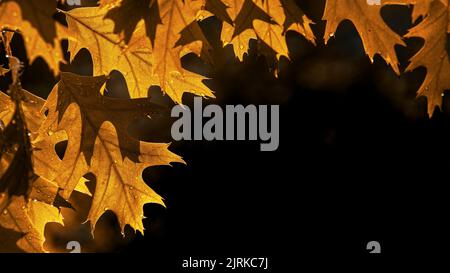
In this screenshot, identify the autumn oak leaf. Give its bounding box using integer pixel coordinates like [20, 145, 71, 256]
[0, 195, 63, 253]
[152, 0, 214, 103]
[39, 72, 184, 234]
[323, 0, 406, 75]
[404, 0, 450, 116]
[65, 3, 213, 104]
[0, 0, 67, 74]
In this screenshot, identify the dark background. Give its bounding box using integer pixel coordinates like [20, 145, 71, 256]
[1, 0, 449, 270]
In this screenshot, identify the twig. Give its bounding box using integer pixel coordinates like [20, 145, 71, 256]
[0, 27, 34, 190]
[1, 28, 23, 87]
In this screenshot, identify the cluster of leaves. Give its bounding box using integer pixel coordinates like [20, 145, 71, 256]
[0, 0, 449, 252]
[324, 0, 450, 116]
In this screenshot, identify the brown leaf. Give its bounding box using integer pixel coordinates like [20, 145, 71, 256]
[404, 0, 450, 116]
[323, 0, 406, 74]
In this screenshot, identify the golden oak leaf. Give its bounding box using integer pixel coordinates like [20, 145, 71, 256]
[323, 0, 406, 75]
[66, 2, 213, 104]
[0, 195, 63, 253]
[89, 121, 180, 233]
[253, 0, 315, 59]
[32, 131, 67, 185]
[40, 72, 184, 234]
[218, 0, 314, 62]
[32, 132, 93, 202]
[404, 0, 450, 116]
[104, 0, 213, 63]
[152, 0, 214, 103]
[220, 0, 271, 61]
[0, 0, 66, 74]
[65, 6, 154, 99]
